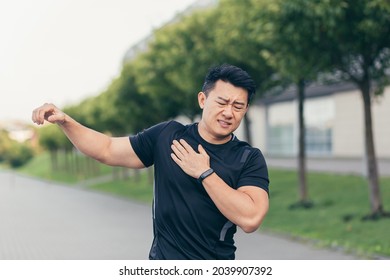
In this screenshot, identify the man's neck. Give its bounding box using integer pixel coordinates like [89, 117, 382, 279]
[197, 121, 232, 145]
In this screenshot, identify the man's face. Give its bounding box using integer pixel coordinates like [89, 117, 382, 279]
[198, 80, 248, 144]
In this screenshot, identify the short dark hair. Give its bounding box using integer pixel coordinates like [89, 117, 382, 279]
[202, 64, 256, 104]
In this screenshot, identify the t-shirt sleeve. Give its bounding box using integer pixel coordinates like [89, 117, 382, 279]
[129, 121, 170, 167]
[237, 148, 269, 194]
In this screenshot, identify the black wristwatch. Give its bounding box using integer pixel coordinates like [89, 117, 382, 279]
[198, 168, 214, 183]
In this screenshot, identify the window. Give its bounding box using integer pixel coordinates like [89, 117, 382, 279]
[266, 96, 334, 156]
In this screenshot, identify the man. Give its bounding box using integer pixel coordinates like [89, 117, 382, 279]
[32, 64, 269, 260]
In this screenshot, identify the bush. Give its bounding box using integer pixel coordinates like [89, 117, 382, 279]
[4, 142, 34, 168]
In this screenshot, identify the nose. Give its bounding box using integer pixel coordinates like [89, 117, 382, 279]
[222, 104, 234, 118]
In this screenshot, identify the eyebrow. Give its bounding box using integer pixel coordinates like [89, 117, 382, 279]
[217, 96, 246, 106]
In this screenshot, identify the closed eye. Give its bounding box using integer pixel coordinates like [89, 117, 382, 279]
[216, 101, 228, 106]
[216, 101, 245, 112]
[215, 97, 247, 112]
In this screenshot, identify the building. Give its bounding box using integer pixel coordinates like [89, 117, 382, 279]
[0, 120, 35, 143]
[234, 82, 390, 161]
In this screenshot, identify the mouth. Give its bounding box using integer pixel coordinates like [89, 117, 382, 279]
[218, 120, 232, 128]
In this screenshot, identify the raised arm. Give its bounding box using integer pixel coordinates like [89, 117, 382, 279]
[32, 103, 145, 169]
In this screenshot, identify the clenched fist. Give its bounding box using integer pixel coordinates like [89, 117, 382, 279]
[32, 103, 67, 125]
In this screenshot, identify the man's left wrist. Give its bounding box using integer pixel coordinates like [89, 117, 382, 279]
[198, 168, 214, 183]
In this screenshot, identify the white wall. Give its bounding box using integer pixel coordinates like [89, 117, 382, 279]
[372, 88, 390, 157]
[250, 85, 390, 159]
[333, 90, 364, 157]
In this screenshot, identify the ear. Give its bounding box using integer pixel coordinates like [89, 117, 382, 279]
[198, 92, 207, 109]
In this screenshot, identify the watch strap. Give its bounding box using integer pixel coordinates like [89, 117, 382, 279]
[198, 168, 214, 183]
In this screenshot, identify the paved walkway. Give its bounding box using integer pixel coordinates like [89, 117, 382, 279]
[0, 170, 362, 260]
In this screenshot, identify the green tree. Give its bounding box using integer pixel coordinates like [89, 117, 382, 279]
[151, 8, 225, 121]
[5, 142, 34, 168]
[131, 9, 220, 123]
[215, 0, 281, 145]
[132, 28, 190, 122]
[38, 125, 70, 171]
[247, 0, 334, 207]
[113, 62, 164, 133]
[0, 129, 34, 167]
[312, 0, 390, 218]
[0, 129, 12, 163]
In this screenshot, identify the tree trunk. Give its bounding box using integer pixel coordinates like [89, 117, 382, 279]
[243, 113, 252, 145]
[297, 78, 308, 203]
[50, 150, 58, 172]
[360, 81, 384, 217]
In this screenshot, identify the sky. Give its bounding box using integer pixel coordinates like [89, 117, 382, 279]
[0, 0, 197, 123]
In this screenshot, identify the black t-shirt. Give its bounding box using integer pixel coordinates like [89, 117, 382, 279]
[130, 121, 269, 259]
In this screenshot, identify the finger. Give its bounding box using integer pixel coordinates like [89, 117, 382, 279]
[47, 112, 65, 124]
[32, 106, 41, 124]
[198, 144, 206, 155]
[179, 139, 195, 153]
[172, 140, 188, 155]
[31, 108, 38, 124]
[198, 145, 210, 162]
[32, 106, 48, 125]
[171, 142, 185, 159]
[170, 152, 180, 163]
[40, 108, 53, 124]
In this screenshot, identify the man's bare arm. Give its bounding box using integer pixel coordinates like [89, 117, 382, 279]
[32, 103, 144, 169]
[202, 178, 269, 233]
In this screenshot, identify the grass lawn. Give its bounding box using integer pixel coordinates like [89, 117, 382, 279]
[263, 169, 390, 259]
[14, 152, 390, 259]
[17, 151, 113, 184]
